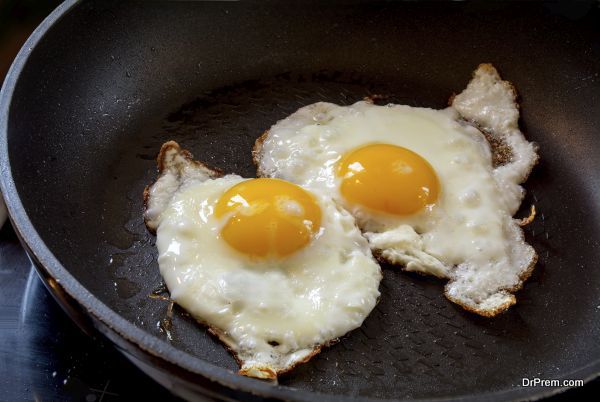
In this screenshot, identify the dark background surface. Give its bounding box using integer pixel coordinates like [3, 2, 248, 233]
[0, 1, 599, 401]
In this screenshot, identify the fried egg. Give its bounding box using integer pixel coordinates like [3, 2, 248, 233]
[144, 142, 381, 379]
[254, 64, 538, 316]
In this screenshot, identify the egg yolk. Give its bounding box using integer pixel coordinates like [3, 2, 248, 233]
[337, 144, 439, 215]
[215, 178, 322, 259]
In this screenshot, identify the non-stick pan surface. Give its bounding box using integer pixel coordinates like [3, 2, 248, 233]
[1, 1, 599, 400]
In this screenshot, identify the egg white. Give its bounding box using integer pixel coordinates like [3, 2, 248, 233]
[155, 175, 382, 377]
[258, 101, 511, 264]
[256, 92, 537, 315]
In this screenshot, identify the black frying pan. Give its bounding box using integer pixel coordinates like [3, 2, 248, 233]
[1, 1, 599, 400]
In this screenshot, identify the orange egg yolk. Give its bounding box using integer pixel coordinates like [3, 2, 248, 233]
[337, 144, 439, 215]
[215, 178, 322, 259]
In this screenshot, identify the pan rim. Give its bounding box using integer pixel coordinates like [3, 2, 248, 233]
[0, 1, 598, 401]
